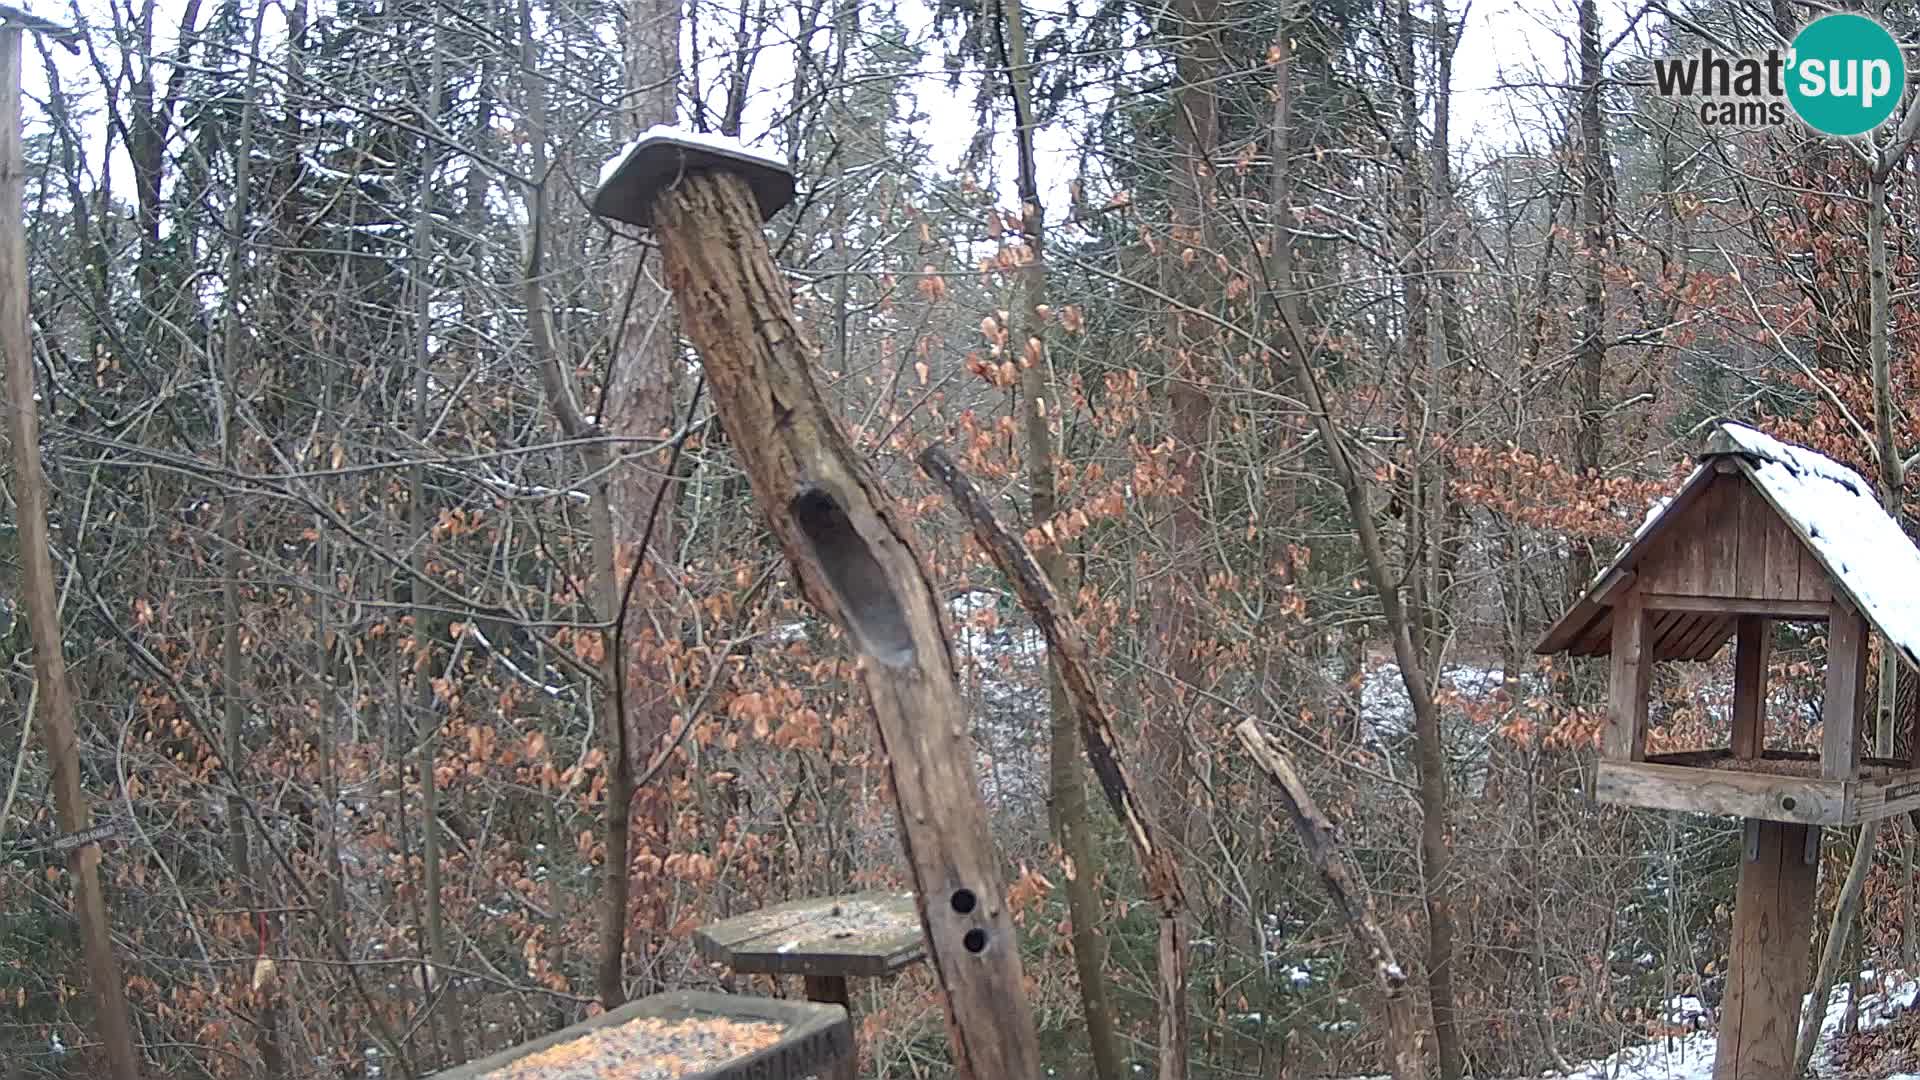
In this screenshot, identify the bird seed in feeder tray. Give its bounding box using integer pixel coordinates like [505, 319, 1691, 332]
[431, 991, 851, 1080]
[482, 1016, 782, 1080]
[695, 891, 926, 980]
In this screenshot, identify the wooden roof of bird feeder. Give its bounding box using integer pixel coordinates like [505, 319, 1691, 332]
[1537, 421, 1920, 826]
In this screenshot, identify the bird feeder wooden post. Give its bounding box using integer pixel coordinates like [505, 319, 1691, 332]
[1539, 422, 1920, 1080]
[592, 132, 1042, 1079]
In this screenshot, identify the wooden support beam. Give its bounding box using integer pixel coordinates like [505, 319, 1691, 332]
[599, 145, 1040, 1078]
[1733, 616, 1769, 760]
[802, 976, 856, 1080]
[1607, 589, 1651, 761]
[1825, 602, 1868, 780]
[1715, 820, 1818, 1080]
[1642, 594, 1831, 619]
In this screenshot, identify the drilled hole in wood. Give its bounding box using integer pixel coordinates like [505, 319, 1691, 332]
[950, 889, 977, 915]
[962, 928, 988, 954]
[791, 486, 914, 666]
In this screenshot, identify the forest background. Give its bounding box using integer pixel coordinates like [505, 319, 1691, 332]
[0, 0, 1913, 1075]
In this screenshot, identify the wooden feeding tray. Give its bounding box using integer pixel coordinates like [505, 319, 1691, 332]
[1595, 749, 1920, 825]
[694, 891, 925, 981]
[430, 990, 851, 1080]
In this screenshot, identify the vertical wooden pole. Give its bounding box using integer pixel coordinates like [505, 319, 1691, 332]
[1824, 602, 1866, 779]
[1715, 821, 1817, 1080]
[802, 975, 856, 1080]
[0, 26, 143, 1080]
[1606, 590, 1649, 761]
[1732, 616, 1769, 760]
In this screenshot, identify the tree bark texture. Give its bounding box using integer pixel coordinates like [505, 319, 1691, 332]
[608, 0, 682, 991]
[649, 169, 1041, 1080]
[997, 0, 1125, 1072]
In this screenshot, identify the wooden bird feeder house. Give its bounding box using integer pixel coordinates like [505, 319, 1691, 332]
[1538, 420, 1920, 1079]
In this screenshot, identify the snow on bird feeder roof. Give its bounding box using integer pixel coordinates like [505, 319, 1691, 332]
[592, 125, 795, 229]
[1537, 420, 1920, 672]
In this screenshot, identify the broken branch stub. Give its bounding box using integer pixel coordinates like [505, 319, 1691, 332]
[593, 138, 1041, 1079]
[917, 444, 1192, 1080]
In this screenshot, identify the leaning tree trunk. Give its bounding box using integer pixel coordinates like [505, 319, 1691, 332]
[0, 23, 144, 1080]
[635, 163, 1042, 1079]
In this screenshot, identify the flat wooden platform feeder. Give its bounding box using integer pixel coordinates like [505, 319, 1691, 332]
[430, 990, 850, 1080]
[694, 891, 925, 981]
[1599, 749, 1920, 826]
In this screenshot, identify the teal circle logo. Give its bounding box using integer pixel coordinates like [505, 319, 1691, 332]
[1787, 14, 1906, 136]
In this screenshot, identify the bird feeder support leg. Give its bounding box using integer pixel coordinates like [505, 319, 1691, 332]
[1715, 820, 1817, 1080]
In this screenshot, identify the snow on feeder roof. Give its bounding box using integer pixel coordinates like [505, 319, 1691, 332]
[593, 125, 794, 228]
[1537, 421, 1920, 673]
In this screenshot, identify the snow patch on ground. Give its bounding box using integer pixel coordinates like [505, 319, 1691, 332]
[1533, 971, 1919, 1079]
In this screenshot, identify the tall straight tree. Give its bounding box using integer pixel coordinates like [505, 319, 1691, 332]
[994, 0, 1124, 1076]
[606, 0, 684, 1001]
[1570, 0, 1612, 596]
[1388, 0, 1462, 1072]
[0, 19, 143, 1080]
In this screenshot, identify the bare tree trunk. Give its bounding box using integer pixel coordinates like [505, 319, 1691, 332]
[1152, 0, 1222, 862]
[996, 1, 1124, 1076]
[1570, 0, 1612, 597]
[608, 0, 682, 999]
[217, 6, 284, 1072]
[1383, 4, 1462, 1070]
[409, 20, 465, 1065]
[520, 0, 636, 1010]
[1263, 242, 1451, 1080]
[0, 25, 144, 1080]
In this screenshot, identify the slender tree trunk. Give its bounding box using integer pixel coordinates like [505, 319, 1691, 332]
[1150, 0, 1223, 1071]
[0, 25, 144, 1080]
[1389, 0, 1462, 1073]
[217, 6, 284, 1072]
[1570, 0, 1612, 598]
[521, 0, 634, 1008]
[409, 21, 464, 1065]
[998, 2, 1123, 1076]
[1263, 257, 1454, 1080]
[603, 0, 683, 1000]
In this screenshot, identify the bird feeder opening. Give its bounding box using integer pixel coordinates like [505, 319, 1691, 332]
[1538, 422, 1920, 826]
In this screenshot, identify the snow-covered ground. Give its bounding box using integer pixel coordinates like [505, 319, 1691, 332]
[1537, 972, 1919, 1080]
